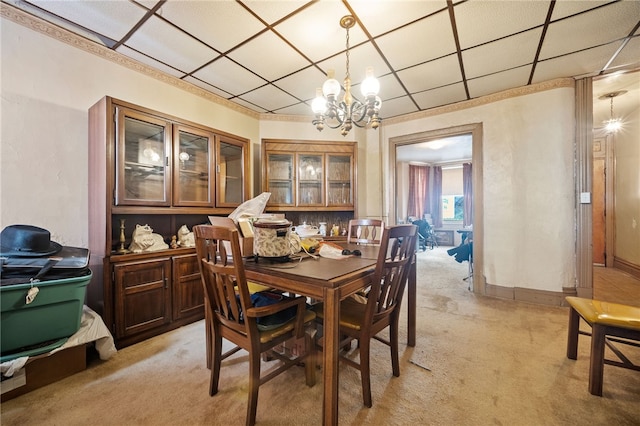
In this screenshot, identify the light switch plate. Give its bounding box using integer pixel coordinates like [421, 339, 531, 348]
[580, 192, 591, 204]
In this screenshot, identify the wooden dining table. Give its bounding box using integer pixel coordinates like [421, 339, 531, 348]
[243, 243, 417, 425]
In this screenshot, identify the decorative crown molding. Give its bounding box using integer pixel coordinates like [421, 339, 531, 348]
[382, 78, 575, 126]
[1, 2, 260, 120]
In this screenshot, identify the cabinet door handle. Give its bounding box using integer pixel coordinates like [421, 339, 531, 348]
[166, 156, 170, 167]
[164, 277, 168, 289]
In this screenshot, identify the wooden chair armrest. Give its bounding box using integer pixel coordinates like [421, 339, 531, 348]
[245, 296, 307, 338]
[245, 296, 306, 318]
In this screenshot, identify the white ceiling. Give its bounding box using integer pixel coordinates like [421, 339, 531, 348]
[4, 0, 639, 125]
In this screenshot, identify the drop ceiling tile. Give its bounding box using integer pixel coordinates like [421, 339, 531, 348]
[227, 31, 310, 82]
[125, 15, 217, 73]
[275, 102, 314, 116]
[467, 66, 531, 99]
[316, 42, 390, 88]
[412, 83, 468, 110]
[242, 0, 310, 25]
[379, 95, 419, 119]
[239, 84, 300, 112]
[375, 11, 456, 70]
[349, 0, 447, 37]
[551, 0, 610, 19]
[231, 97, 268, 113]
[365, 73, 408, 103]
[540, 2, 640, 59]
[608, 36, 640, 70]
[193, 57, 266, 95]
[274, 1, 362, 63]
[396, 55, 463, 93]
[454, 0, 549, 49]
[183, 76, 234, 99]
[462, 28, 542, 79]
[158, 1, 266, 53]
[116, 45, 187, 77]
[27, 0, 145, 42]
[533, 43, 620, 83]
[275, 66, 330, 103]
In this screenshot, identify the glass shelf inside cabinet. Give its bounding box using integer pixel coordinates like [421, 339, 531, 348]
[122, 116, 168, 204]
[327, 155, 352, 205]
[328, 182, 351, 205]
[299, 181, 322, 205]
[177, 129, 210, 205]
[267, 153, 293, 205]
[218, 140, 244, 205]
[298, 154, 323, 205]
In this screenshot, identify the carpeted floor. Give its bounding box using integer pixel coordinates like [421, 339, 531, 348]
[2, 247, 639, 425]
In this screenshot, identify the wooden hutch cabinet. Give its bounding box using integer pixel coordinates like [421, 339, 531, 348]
[261, 139, 357, 231]
[88, 96, 250, 348]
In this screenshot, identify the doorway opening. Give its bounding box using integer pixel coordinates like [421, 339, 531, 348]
[389, 123, 483, 293]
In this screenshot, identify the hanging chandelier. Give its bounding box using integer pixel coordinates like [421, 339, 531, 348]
[599, 90, 626, 133]
[311, 15, 381, 136]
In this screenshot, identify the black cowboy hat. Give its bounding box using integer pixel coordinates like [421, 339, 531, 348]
[0, 224, 63, 257]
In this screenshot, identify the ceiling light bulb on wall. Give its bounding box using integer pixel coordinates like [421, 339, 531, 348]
[599, 90, 626, 134]
[311, 15, 381, 136]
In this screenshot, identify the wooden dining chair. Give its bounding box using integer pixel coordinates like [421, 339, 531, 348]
[314, 224, 418, 407]
[193, 224, 316, 426]
[347, 218, 384, 245]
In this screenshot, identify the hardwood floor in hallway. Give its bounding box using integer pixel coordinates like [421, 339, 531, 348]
[593, 265, 640, 307]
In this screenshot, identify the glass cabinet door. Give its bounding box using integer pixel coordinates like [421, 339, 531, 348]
[266, 153, 294, 206]
[173, 125, 213, 207]
[116, 108, 171, 206]
[297, 154, 324, 206]
[327, 154, 353, 207]
[216, 136, 247, 207]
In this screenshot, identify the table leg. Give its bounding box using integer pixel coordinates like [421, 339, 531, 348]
[323, 287, 340, 426]
[407, 255, 416, 347]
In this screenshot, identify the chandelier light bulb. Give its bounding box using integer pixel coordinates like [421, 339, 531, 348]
[604, 118, 622, 133]
[312, 88, 327, 114]
[322, 69, 341, 98]
[360, 67, 380, 97]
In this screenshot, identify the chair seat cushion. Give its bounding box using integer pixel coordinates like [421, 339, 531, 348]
[314, 297, 367, 331]
[566, 297, 640, 331]
[259, 310, 316, 343]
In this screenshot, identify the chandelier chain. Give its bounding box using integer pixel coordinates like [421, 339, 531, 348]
[610, 96, 614, 118]
[345, 25, 350, 81]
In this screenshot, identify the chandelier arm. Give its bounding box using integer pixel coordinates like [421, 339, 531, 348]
[349, 101, 368, 125]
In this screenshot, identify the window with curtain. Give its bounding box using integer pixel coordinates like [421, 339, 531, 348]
[407, 164, 430, 220]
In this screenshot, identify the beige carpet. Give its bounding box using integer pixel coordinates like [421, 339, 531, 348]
[2, 247, 639, 425]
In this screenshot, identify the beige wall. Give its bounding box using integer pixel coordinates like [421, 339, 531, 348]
[613, 102, 640, 265]
[376, 85, 577, 294]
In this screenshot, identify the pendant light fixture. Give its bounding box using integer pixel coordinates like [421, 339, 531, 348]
[599, 90, 626, 133]
[311, 15, 381, 136]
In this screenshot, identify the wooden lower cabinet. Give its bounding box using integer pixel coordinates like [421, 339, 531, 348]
[172, 254, 205, 321]
[110, 252, 204, 348]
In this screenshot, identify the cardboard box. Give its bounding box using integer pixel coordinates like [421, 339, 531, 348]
[208, 216, 254, 257]
[1, 344, 87, 402]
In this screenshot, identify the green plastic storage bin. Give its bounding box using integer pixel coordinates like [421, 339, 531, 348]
[1, 270, 92, 356]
